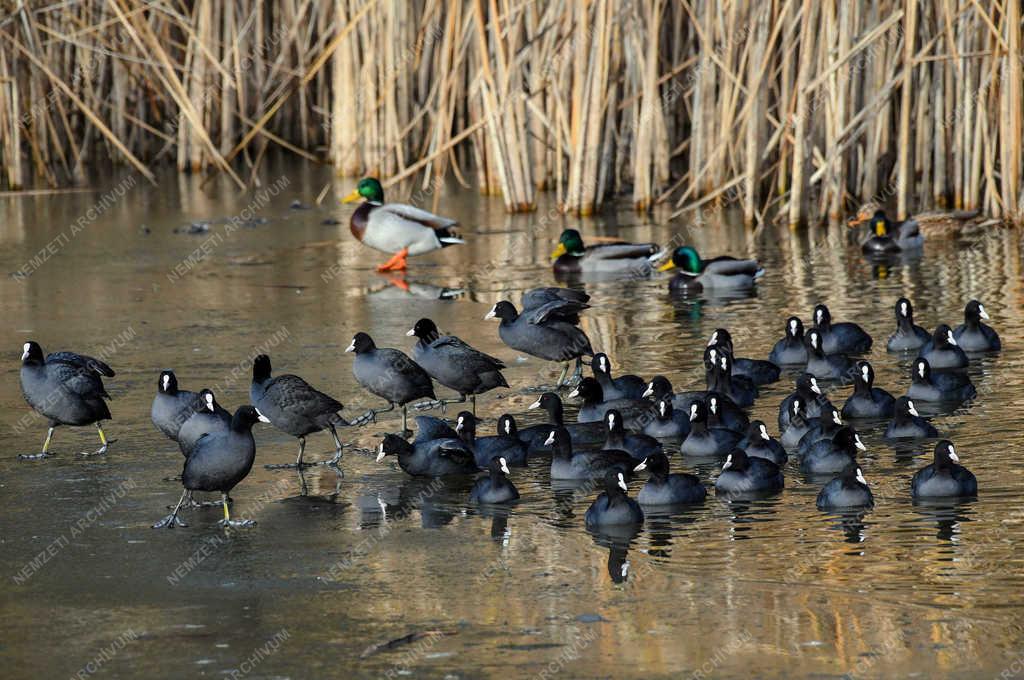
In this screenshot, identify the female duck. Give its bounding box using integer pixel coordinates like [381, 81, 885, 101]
[911, 440, 977, 498]
[887, 297, 930, 351]
[917, 325, 968, 370]
[884, 397, 938, 440]
[551, 229, 662, 277]
[633, 453, 706, 505]
[342, 177, 463, 271]
[816, 464, 874, 509]
[841, 361, 895, 419]
[715, 449, 784, 495]
[953, 300, 1001, 351]
[585, 470, 645, 527]
[658, 246, 763, 292]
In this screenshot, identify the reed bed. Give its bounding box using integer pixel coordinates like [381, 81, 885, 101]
[1, 0, 1022, 224]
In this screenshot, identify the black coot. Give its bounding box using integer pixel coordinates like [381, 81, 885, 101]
[153, 405, 268, 528]
[408, 318, 507, 412]
[347, 332, 435, 434]
[251, 354, 348, 468]
[19, 341, 114, 459]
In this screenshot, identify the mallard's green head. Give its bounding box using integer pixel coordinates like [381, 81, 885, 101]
[551, 229, 585, 260]
[342, 177, 384, 204]
[660, 246, 702, 275]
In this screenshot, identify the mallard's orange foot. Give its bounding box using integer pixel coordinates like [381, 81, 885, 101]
[376, 248, 409, 272]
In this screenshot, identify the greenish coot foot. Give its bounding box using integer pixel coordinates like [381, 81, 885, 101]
[351, 410, 378, 426]
[219, 518, 256, 528]
[162, 475, 182, 482]
[152, 513, 188, 529]
[318, 453, 345, 474]
[18, 451, 52, 460]
[414, 397, 466, 413]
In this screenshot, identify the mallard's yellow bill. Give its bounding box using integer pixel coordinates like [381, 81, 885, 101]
[874, 220, 887, 236]
[550, 243, 567, 260]
[341, 189, 361, 204]
[657, 261, 676, 272]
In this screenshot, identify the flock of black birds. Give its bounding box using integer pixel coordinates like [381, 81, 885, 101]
[17, 267, 1001, 532]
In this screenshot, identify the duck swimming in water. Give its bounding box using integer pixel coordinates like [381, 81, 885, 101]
[550, 229, 662, 277]
[658, 246, 763, 293]
[849, 209, 923, 254]
[342, 177, 464, 272]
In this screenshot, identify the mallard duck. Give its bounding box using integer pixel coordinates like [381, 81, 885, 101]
[550, 229, 662, 277]
[848, 209, 923, 254]
[341, 177, 463, 271]
[658, 246, 763, 292]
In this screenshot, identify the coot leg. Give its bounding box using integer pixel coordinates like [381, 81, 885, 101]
[414, 394, 467, 414]
[18, 426, 55, 460]
[81, 424, 113, 457]
[570, 357, 584, 385]
[218, 493, 256, 528]
[153, 489, 190, 528]
[352, 402, 395, 426]
[322, 425, 345, 473]
[555, 363, 569, 387]
[265, 437, 315, 469]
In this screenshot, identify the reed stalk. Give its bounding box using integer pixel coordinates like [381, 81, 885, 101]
[0, 0, 1021, 224]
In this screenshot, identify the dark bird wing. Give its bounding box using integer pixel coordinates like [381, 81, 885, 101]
[522, 300, 590, 325]
[48, 361, 110, 399]
[584, 242, 660, 260]
[415, 416, 460, 442]
[377, 348, 436, 395]
[435, 438, 476, 467]
[522, 287, 590, 309]
[544, 321, 594, 359]
[47, 351, 116, 377]
[430, 335, 506, 370]
[266, 375, 345, 419]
